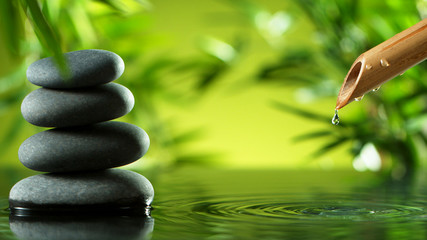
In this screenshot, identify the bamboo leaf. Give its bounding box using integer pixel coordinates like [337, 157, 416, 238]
[272, 101, 352, 127]
[272, 101, 331, 123]
[257, 49, 323, 84]
[293, 130, 333, 142]
[312, 137, 348, 157]
[134, 0, 152, 8]
[20, 0, 68, 75]
[0, 1, 23, 54]
[171, 129, 204, 145]
[198, 36, 237, 63]
[197, 64, 226, 90]
[94, 0, 124, 12]
[174, 154, 220, 166]
[67, 0, 97, 47]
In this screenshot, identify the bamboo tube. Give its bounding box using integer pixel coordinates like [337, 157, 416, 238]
[336, 18, 427, 110]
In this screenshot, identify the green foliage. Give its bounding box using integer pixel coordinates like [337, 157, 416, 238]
[0, 0, 212, 169]
[1, 0, 426, 175]
[0, 0, 239, 169]
[249, 0, 427, 177]
[20, 0, 64, 66]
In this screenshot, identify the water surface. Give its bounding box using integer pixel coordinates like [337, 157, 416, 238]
[2, 168, 427, 239]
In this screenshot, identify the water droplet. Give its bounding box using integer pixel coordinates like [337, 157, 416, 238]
[332, 110, 339, 125]
[372, 86, 381, 92]
[365, 64, 372, 70]
[380, 59, 390, 67]
[354, 95, 364, 101]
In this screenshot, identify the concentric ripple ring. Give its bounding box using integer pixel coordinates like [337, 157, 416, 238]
[184, 194, 426, 222]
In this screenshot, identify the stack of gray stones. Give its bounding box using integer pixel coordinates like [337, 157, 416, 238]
[9, 49, 154, 215]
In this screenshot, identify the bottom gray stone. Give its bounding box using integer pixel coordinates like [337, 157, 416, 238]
[9, 169, 154, 215]
[10, 215, 154, 240]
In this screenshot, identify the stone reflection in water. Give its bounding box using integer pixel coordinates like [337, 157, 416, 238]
[9, 215, 154, 240]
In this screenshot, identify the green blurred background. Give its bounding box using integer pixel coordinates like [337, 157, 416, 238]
[0, 0, 426, 178]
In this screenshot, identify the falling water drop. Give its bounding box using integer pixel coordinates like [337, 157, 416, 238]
[380, 59, 390, 67]
[365, 64, 372, 70]
[372, 86, 381, 92]
[354, 95, 364, 101]
[332, 110, 339, 125]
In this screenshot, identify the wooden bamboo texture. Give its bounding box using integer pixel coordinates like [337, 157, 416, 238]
[336, 18, 427, 110]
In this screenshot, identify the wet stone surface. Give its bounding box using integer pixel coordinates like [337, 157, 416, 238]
[9, 169, 154, 214]
[21, 83, 134, 128]
[11, 49, 154, 217]
[26, 49, 125, 89]
[18, 121, 150, 172]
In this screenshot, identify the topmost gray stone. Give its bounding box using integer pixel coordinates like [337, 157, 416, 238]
[26, 49, 125, 89]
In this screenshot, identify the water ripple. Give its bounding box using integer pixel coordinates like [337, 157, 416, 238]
[156, 193, 427, 223]
[194, 201, 424, 221]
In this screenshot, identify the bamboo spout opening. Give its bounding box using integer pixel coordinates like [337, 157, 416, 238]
[335, 18, 427, 110]
[336, 61, 362, 109]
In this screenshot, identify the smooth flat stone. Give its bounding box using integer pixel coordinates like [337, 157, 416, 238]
[9, 169, 154, 214]
[18, 121, 149, 172]
[21, 83, 134, 127]
[26, 49, 125, 89]
[10, 215, 154, 240]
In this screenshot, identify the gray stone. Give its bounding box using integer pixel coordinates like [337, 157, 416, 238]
[9, 169, 154, 213]
[10, 215, 154, 240]
[21, 83, 134, 127]
[18, 121, 149, 172]
[26, 49, 125, 89]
